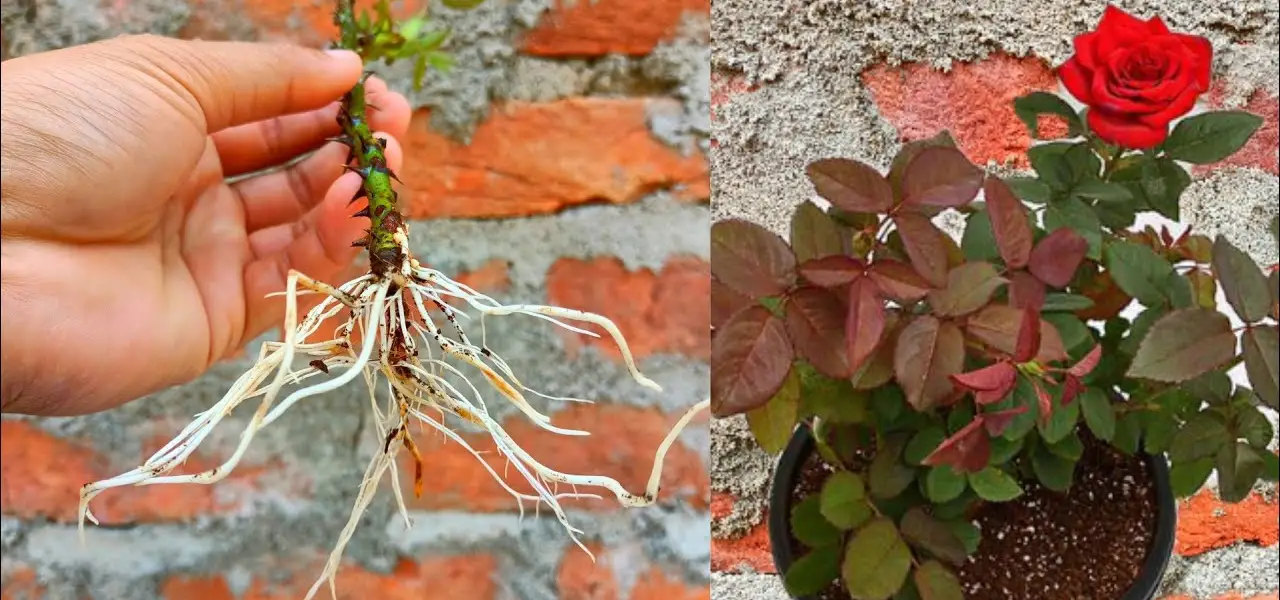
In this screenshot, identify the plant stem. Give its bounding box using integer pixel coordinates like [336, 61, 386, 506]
[335, 0, 406, 277]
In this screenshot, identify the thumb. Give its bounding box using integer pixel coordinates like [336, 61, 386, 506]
[112, 34, 364, 134]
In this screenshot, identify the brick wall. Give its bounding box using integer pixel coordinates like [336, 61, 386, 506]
[0, 1, 711, 599]
[709, 1, 1278, 599]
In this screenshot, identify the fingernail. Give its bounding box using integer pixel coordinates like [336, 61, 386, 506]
[324, 49, 359, 61]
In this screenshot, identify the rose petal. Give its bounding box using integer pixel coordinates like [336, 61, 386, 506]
[1058, 57, 1095, 104]
[1073, 32, 1101, 70]
[1147, 15, 1172, 35]
[1095, 6, 1154, 59]
[1088, 109, 1169, 149]
[1137, 84, 1201, 130]
[1175, 33, 1214, 89]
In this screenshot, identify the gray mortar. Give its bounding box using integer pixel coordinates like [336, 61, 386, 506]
[712, 571, 789, 600]
[1182, 168, 1280, 266]
[709, 415, 774, 540]
[1159, 543, 1280, 598]
[1, 0, 190, 59]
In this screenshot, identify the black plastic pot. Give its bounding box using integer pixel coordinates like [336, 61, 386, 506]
[768, 424, 1177, 600]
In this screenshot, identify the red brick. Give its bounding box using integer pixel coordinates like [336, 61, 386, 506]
[710, 492, 734, 520]
[521, 0, 708, 57]
[710, 518, 773, 574]
[400, 99, 709, 219]
[862, 54, 1068, 167]
[0, 566, 44, 600]
[632, 568, 710, 600]
[1175, 488, 1280, 557]
[402, 404, 709, 512]
[0, 420, 283, 524]
[546, 257, 710, 362]
[557, 543, 618, 600]
[1162, 594, 1280, 600]
[1201, 89, 1279, 175]
[161, 575, 235, 600]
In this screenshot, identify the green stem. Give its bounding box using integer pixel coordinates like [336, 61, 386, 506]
[335, 0, 405, 276]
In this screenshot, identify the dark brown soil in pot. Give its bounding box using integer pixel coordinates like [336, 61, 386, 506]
[785, 430, 1159, 600]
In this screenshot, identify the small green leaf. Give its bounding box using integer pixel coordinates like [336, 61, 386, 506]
[1163, 111, 1265, 164]
[821, 471, 873, 530]
[1042, 293, 1095, 312]
[1073, 179, 1134, 203]
[944, 519, 981, 555]
[869, 437, 920, 499]
[1079, 388, 1116, 442]
[1169, 412, 1231, 463]
[785, 546, 843, 597]
[1169, 457, 1216, 497]
[988, 436, 1023, 464]
[441, 0, 487, 9]
[1014, 92, 1085, 138]
[1213, 236, 1272, 323]
[843, 518, 913, 600]
[1262, 451, 1280, 483]
[1043, 313, 1093, 358]
[1111, 156, 1190, 220]
[1142, 412, 1179, 455]
[905, 426, 947, 466]
[1106, 240, 1176, 307]
[1216, 442, 1266, 503]
[1120, 307, 1167, 356]
[924, 466, 968, 503]
[1005, 177, 1054, 204]
[900, 507, 968, 566]
[747, 367, 801, 454]
[1242, 326, 1279, 410]
[1128, 309, 1237, 383]
[1031, 445, 1076, 492]
[1038, 391, 1080, 444]
[1047, 431, 1084, 461]
[792, 201, 849, 262]
[1113, 412, 1142, 454]
[961, 210, 1000, 262]
[913, 560, 964, 600]
[967, 467, 1023, 502]
[792, 495, 842, 548]
[1234, 405, 1276, 449]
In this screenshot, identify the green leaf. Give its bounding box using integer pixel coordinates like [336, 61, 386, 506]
[785, 546, 843, 597]
[1045, 198, 1103, 260]
[944, 519, 981, 555]
[441, 0, 486, 9]
[1216, 442, 1266, 503]
[1001, 376, 1041, 442]
[961, 210, 1000, 262]
[1234, 405, 1276, 449]
[792, 201, 848, 262]
[1043, 313, 1094, 358]
[913, 560, 964, 600]
[1120, 307, 1167, 356]
[1169, 412, 1231, 463]
[900, 507, 968, 566]
[1042, 293, 1095, 312]
[1073, 179, 1134, 203]
[1214, 236, 1273, 323]
[928, 262, 1007, 317]
[1163, 111, 1265, 164]
[801, 365, 870, 423]
[1079, 388, 1116, 442]
[843, 518, 913, 600]
[1047, 431, 1084, 461]
[1038, 391, 1080, 444]
[924, 466, 967, 503]
[1142, 412, 1179, 455]
[1005, 177, 1054, 204]
[1014, 92, 1085, 139]
[792, 495, 842, 548]
[1128, 309, 1237, 383]
[1111, 156, 1191, 220]
[905, 426, 947, 466]
[747, 367, 801, 454]
[967, 467, 1023, 502]
[821, 471, 873, 530]
[1184, 370, 1235, 406]
[988, 436, 1023, 464]
[1262, 451, 1280, 483]
[1169, 457, 1216, 497]
[1113, 412, 1142, 454]
[1242, 326, 1279, 410]
[869, 436, 920, 499]
[1106, 240, 1176, 307]
[932, 492, 978, 521]
[1031, 444, 1076, 492]
[786, 551, 846, 599]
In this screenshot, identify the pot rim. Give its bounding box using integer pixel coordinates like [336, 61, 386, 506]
[767, 423, 1177, 600]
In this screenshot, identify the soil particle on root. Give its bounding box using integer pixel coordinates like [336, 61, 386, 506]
[787, 429, 1157, 600]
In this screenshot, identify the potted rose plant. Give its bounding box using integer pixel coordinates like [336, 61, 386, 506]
[710, 6, 1279, 600]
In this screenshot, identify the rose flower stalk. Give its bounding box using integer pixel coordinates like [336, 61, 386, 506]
[74, 2, 709, 597]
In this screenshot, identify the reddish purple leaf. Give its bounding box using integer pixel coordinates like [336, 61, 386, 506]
[1014, 306, 1042, 364]
[928, 262, 1007, 318]
[981, 405, 1029, 436]
[711, 219, 797, 299]
[847, 277, 888, 376]
[951, 361, 1018, 405]
[1033, 380, 1054, 423]
[965, 305, 1069, 364]
[799, 255, 865, 288]
[1062, 375, 1084, 405]
[711, 306, 795, 417]
[785, 287, 851, 378]
[922, 418, 991, 474]
[1008, 270, 1047, 311]
[894, 316, 966, 411]
[1029, 228, 1089, 288]
[902, 146, 984, 208]
[868, 260, 933, 304]
[712, 278, 753, 330]
[894, 212, 950, 288]
[806, 158, 894, 213]
[984, 178, 1034, 270]
[1070, 344, 1103, 378]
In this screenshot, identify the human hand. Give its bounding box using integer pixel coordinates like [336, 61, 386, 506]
[0, 35, 412, 416]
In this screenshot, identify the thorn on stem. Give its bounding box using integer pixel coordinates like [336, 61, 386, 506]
[352, 206, 371, 219]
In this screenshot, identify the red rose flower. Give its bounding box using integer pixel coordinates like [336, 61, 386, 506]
[1059, 5, 1213, 149]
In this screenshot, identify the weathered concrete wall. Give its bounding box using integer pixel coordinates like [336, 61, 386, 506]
[0, 1, 711, 599]
[708, 1, 1279, 599]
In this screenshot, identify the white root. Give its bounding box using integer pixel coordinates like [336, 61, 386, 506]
[78, 252, 709, 599]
